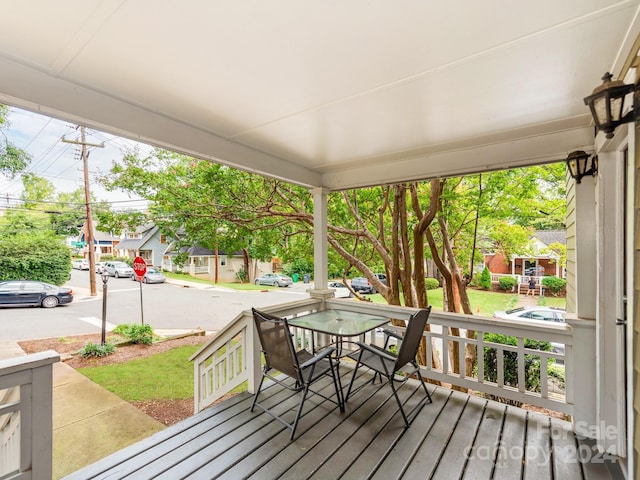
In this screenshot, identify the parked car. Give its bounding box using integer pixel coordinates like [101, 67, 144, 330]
[0, 280, 73, 308]
[350, 273, 387, 294]
[254, 273, 293, 287]
[131, 267, 166, 284]
[493, 306, 565, 323]
[328, 281, 353, 298]
[493, 306, 566, 356]
[95, 262, 106, 274]
[104, 261, 134, 278]
[72, 258, 90, 270]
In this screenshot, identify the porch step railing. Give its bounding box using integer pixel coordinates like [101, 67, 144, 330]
[0, 351, 59, 480]
[191, 298, 575, 416]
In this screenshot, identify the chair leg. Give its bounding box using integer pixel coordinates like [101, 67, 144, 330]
[250, 371, 267, 412]
[290, 384, 310, 440]
[329, 359, 345, 411]
[388, 378, 410, 428]
[345, 350, 364, 401]
[413, 361, 432, 404]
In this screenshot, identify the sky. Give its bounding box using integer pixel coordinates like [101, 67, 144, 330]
[1, 106, 153, 210]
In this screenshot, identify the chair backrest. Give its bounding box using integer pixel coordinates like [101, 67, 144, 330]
[252, 308, 300, 380]
[395, 307, 431, 368]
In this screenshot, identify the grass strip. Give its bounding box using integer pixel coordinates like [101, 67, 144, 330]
[78, 345, 201, 402]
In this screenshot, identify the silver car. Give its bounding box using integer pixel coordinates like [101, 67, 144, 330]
[130, 267, 166, 284]
[104, 261, 134, 278]
[254, 273, 293, 287]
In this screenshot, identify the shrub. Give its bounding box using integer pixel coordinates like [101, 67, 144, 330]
[548, 363, 565, 390]
[114, 324, 154, 345]
[498, 276, 517, 291]
[480, 333, 552, 406]
[235, 268, 248, 283]
[79, 342, 116, 358]
[479, 266, 492, 290]
[541, 276, 566, 296]
[425, 277, 440, 290]
[284, 258, 313, 277]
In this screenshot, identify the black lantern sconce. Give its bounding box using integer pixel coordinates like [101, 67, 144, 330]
[566, 150, 598, 184]
[584, 72, 637, 139]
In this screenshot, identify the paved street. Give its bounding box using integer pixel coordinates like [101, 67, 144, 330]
[0, 270, 315, 342]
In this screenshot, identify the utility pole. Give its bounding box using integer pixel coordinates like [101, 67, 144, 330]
[62, 126, 104, 296]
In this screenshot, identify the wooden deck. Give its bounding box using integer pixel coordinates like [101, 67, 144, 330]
[61, 369, 620, 480]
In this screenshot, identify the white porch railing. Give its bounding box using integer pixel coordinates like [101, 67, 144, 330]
[191, 298, 575, 416]
[0, 351, 59, 480]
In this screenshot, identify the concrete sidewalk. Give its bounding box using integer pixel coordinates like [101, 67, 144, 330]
[0, 343, 167, 480]
[52, 361, 165, 479]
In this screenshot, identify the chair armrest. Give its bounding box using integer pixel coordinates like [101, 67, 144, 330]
[382, 328, 402, 341]
[299, 346, 336, 369]
[355, 341, 397, 362]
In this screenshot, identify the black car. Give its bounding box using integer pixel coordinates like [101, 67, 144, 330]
[0, 280, 74, 308]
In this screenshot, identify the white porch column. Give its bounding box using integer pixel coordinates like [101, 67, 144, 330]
[568, 172, 598, 437]
[309, 187, 333, 299]
[574, 176, 597, 319]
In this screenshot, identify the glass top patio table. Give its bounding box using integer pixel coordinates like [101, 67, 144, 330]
[287, 309, 390, 337]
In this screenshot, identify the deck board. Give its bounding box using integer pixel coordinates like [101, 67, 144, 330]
[429, 393, 487, 480]
[461, 399, 507, 479]
[493, 406, 527, 480]
[62, 369, 621, 480]
[523, 411, 553, 480]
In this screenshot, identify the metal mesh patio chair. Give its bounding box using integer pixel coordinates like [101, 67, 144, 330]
[345, 307, 432, 427]
[251, 308, 344, 440]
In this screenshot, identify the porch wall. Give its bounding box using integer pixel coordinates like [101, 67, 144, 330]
[634, 100, 640, 473]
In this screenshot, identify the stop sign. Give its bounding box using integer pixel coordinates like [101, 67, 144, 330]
[133, 256, 147, 278]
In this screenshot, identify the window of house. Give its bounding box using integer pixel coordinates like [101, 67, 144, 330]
[220, 256, 226, 266]
[128, 233, 141, 239]
[160, 234, 167, 244]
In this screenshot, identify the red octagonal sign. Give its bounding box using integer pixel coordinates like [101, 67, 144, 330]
[133, 256, 147, 278]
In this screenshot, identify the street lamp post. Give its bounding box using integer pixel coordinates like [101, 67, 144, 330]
[101, 272, 110, 346]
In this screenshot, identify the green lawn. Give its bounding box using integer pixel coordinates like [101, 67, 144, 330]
[164, 272, 274, 290]
[78, 345, 202, 402]
[365, 287, 565, 316]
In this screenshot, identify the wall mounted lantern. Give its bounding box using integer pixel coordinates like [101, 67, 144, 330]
[566, 150, 598, 184]
[584, 72, 636, 139]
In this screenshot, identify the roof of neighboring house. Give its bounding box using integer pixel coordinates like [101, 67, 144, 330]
[534, 230, 566, 247]
[93, 230, 116, 242]
[165, 244, 245, 257]
[117, 225, 160, 251]
[80, 225, 118, 244]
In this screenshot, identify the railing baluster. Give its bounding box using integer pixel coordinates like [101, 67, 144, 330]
[517, 338, 525, 393]
[190, 298, 576, 416]
[497, 346, 504, 387]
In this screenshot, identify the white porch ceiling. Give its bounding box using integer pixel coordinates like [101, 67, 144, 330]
[0, 1, 638, 190]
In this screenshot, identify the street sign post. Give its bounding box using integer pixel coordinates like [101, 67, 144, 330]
[132, 256, 147, 325]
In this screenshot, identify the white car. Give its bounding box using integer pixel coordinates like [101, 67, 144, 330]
[72, 258, 90, 270]
[329, 281, 353, 298]
[95, 262, 106, 274]
[493, 306, 566, 357]
[493, 306, 565, 323]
